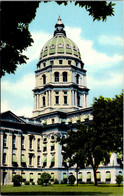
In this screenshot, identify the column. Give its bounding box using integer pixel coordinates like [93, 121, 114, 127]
[8, 133, 12, 166]
[75, 91, 77, 106]
[49, 91, 51, 106]
[40, 94, 42, 108]
[50, 91, 52, 107]
[82, 94, 85, 108]
[17, 134, 21, 167]
[47, 91, 49, 106]
[34, 95, 36, 110]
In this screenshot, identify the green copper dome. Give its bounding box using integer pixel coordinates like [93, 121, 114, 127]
[39, 17, 81, 61]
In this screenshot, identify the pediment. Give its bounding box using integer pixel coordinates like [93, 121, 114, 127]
[0, 110, 25, 124]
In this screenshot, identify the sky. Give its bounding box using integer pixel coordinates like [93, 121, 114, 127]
[1, 1, 124, 117]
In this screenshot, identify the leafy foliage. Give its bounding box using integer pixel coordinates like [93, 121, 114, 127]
[25, 181, 30, 185]
[54, 179, 59, 184]
[1, 1, 40, 77]
[68, 175, 76, 185]
[58, 94, 123, 186]
[116, 175, 123, 186]
[41, 172, 51, 184]
[56, 1, 115, 21]
[37, 179, 43, 185]
[12, 175, 23, 186]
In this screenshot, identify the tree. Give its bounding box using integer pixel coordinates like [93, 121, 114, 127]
[116, 175, 123, 187]
[1, 1, 115, 78]
[1, 1, 40, 77]
[58, 94, 123, 186]
[41, 172, 51, 185]
[55, 1, 115, 21]
[12, 175, 23, 186]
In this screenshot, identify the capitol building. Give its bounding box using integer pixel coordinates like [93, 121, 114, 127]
[0, 17, 122, 185]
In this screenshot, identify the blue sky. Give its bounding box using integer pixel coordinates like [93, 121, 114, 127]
[1, 1, 123, 117]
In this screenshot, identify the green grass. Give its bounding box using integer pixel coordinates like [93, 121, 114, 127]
[1, 184, 123, 195]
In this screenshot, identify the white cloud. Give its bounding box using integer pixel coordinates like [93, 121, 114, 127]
[23, 31, 52, 63]
[87, 72, 123, 88]
[1, 100, 33, 117]
[14, 106, 33, 117]
[65, 26, 123, 70]
[1, 101, 10, 113]
[2, 73, 35, 99]
[98, 35, 124, 46]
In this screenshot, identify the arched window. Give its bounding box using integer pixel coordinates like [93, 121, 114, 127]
[54, 72, 59, 82]
[76, 74, 80, 84]
[42, 96, 45, 106]
[63, 72, 68, 82]
[42, 74, 46, 84]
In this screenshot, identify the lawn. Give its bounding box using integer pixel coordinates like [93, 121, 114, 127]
[1, 184, 123, 195]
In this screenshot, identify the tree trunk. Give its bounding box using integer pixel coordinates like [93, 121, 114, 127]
[76, 170, 78, 186]
[93, 167, 98, 186]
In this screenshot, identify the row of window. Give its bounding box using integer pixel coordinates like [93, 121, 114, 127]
[3, 134, 55, 152]
[38, 59, 83, 69]
[42, 72, 80, 85]
[3, 153, 55, 168]
[42, 92, 80, 107]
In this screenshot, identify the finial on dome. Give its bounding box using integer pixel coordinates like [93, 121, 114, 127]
[54, 17, 66, 37]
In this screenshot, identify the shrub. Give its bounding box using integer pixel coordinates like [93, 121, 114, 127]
[61, 179, 67, 184]
[68, 175, 76, 185]
[25, 181, 30, 185]
[41, 172, 51, 185]
[54, 179, 59, 184]
[37, 179, 43, 185]
[99, 181, 105, 184]
[79, 181, 86, 184]
[116, 175, 123, 186]
[32, 181, 35, 185]
[12, 175, 23, 186]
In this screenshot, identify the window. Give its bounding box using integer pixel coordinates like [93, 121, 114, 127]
[59, 60, 63, 64]
[29, 138, 32, 149]
[77, 93, 80, 106]
[55, 91, 59, 94]
[76, 62, 78, 67]
[12, 135, 16, 149]
[3, 134, 7, 147]
[3, 153, 6, 165]
[68, 60, 71, 65]
[43, 145, 47, 152]
[37, 156, 40, 166]
[55, 96, 59, 104]
[43, 63, 46, 67]
[64, 96, 67, 104]
[54, 72, 59, 82]
[42, 74, 46, 84]
[37, 139, 40, 151]
[51, 144, 55, 151]
[29, 155, 33, 166]
[63, 72, 68, 82]
[42, 96, 46, 106]
[21, 135, 24, 150]
[76, 74, 80, 84]
[50, 60, 54, 65]
[51, 119, 54, 124]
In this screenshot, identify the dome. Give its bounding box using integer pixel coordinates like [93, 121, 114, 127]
[39, 17, 81, 61]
